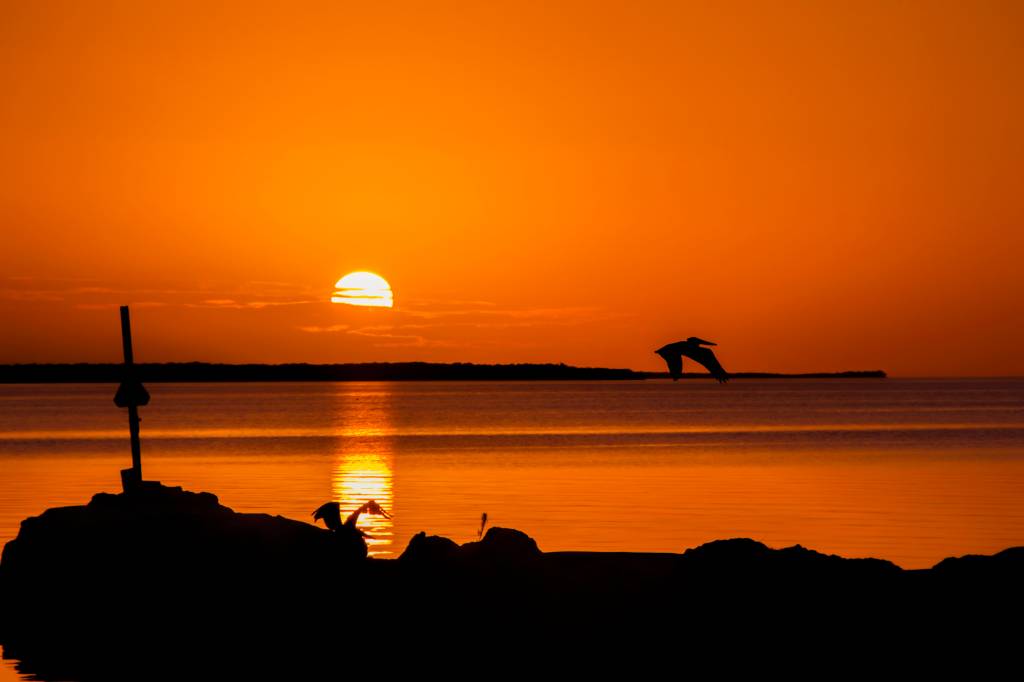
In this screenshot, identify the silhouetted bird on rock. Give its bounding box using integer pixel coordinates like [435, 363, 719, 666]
[312, 500, 391, 560]
[655, 337, 730, 383]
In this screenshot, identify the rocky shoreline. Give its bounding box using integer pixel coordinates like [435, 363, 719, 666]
[2, 483, 1021, 677]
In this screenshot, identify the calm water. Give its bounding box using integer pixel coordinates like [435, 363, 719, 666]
[1, 379, 1023, 572]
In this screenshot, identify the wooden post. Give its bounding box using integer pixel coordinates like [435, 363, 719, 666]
[121, 307, 142, 480]
[120, 305, 136, 366]
[114, 306, 149, 491]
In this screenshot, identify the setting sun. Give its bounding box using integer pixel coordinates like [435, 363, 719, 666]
[331, 271, 394, 308]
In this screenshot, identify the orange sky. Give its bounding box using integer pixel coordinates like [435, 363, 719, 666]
[1, 1, 1022, 375]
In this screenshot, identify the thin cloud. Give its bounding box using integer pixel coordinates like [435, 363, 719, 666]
[401, 297, 499, 309]
[190, 298, 317, 309]
[297, 304, 630, 350]
[298, 324, 350, 333]
[0, 289, 65, 302]
[1, 277, 323, 311]
[396, 305, 631, 328]
[298, 323, 492, 349]
[75, 301, 169, 310]
[400, 305, 605, 321]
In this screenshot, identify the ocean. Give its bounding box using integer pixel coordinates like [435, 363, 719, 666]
[1, 379, 1022, 570]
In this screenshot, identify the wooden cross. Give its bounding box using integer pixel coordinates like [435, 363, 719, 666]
[113, 305, 150, 491]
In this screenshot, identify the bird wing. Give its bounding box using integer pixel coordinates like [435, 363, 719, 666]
[656, 348, 684, 380]
[312, 502, 334, 520]
[679, 345, 729, 383]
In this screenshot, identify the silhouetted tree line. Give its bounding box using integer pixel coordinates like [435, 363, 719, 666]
[0, 363, 885, 383]
[0, 362, 645, 383]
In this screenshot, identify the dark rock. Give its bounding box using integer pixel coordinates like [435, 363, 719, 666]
[679, 537, 902, 578]
[2, 484, 1023, 678]
[680, 537, 775, 564]
[399, 531, 461, 563]
[0, 482, 356, 628]
[460, 527, 541, 564]
[673, 538, 905, 612]
[398, 527, 541, 565]
[931, 546, 1024, 578]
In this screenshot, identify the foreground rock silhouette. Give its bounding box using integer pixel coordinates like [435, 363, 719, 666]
[1, 483, 1021, 677]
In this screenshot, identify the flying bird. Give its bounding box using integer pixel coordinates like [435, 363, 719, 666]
[655, 337, 730, 383]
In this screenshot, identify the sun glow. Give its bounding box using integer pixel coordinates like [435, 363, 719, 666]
[331, 271, 394, 308]
[332, 385, 395, 557]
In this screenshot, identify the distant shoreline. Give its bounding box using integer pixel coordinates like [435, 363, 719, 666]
[0, 362, 886, 383]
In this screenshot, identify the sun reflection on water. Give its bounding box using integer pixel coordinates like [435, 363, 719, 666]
[330, 386, 395, 557]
